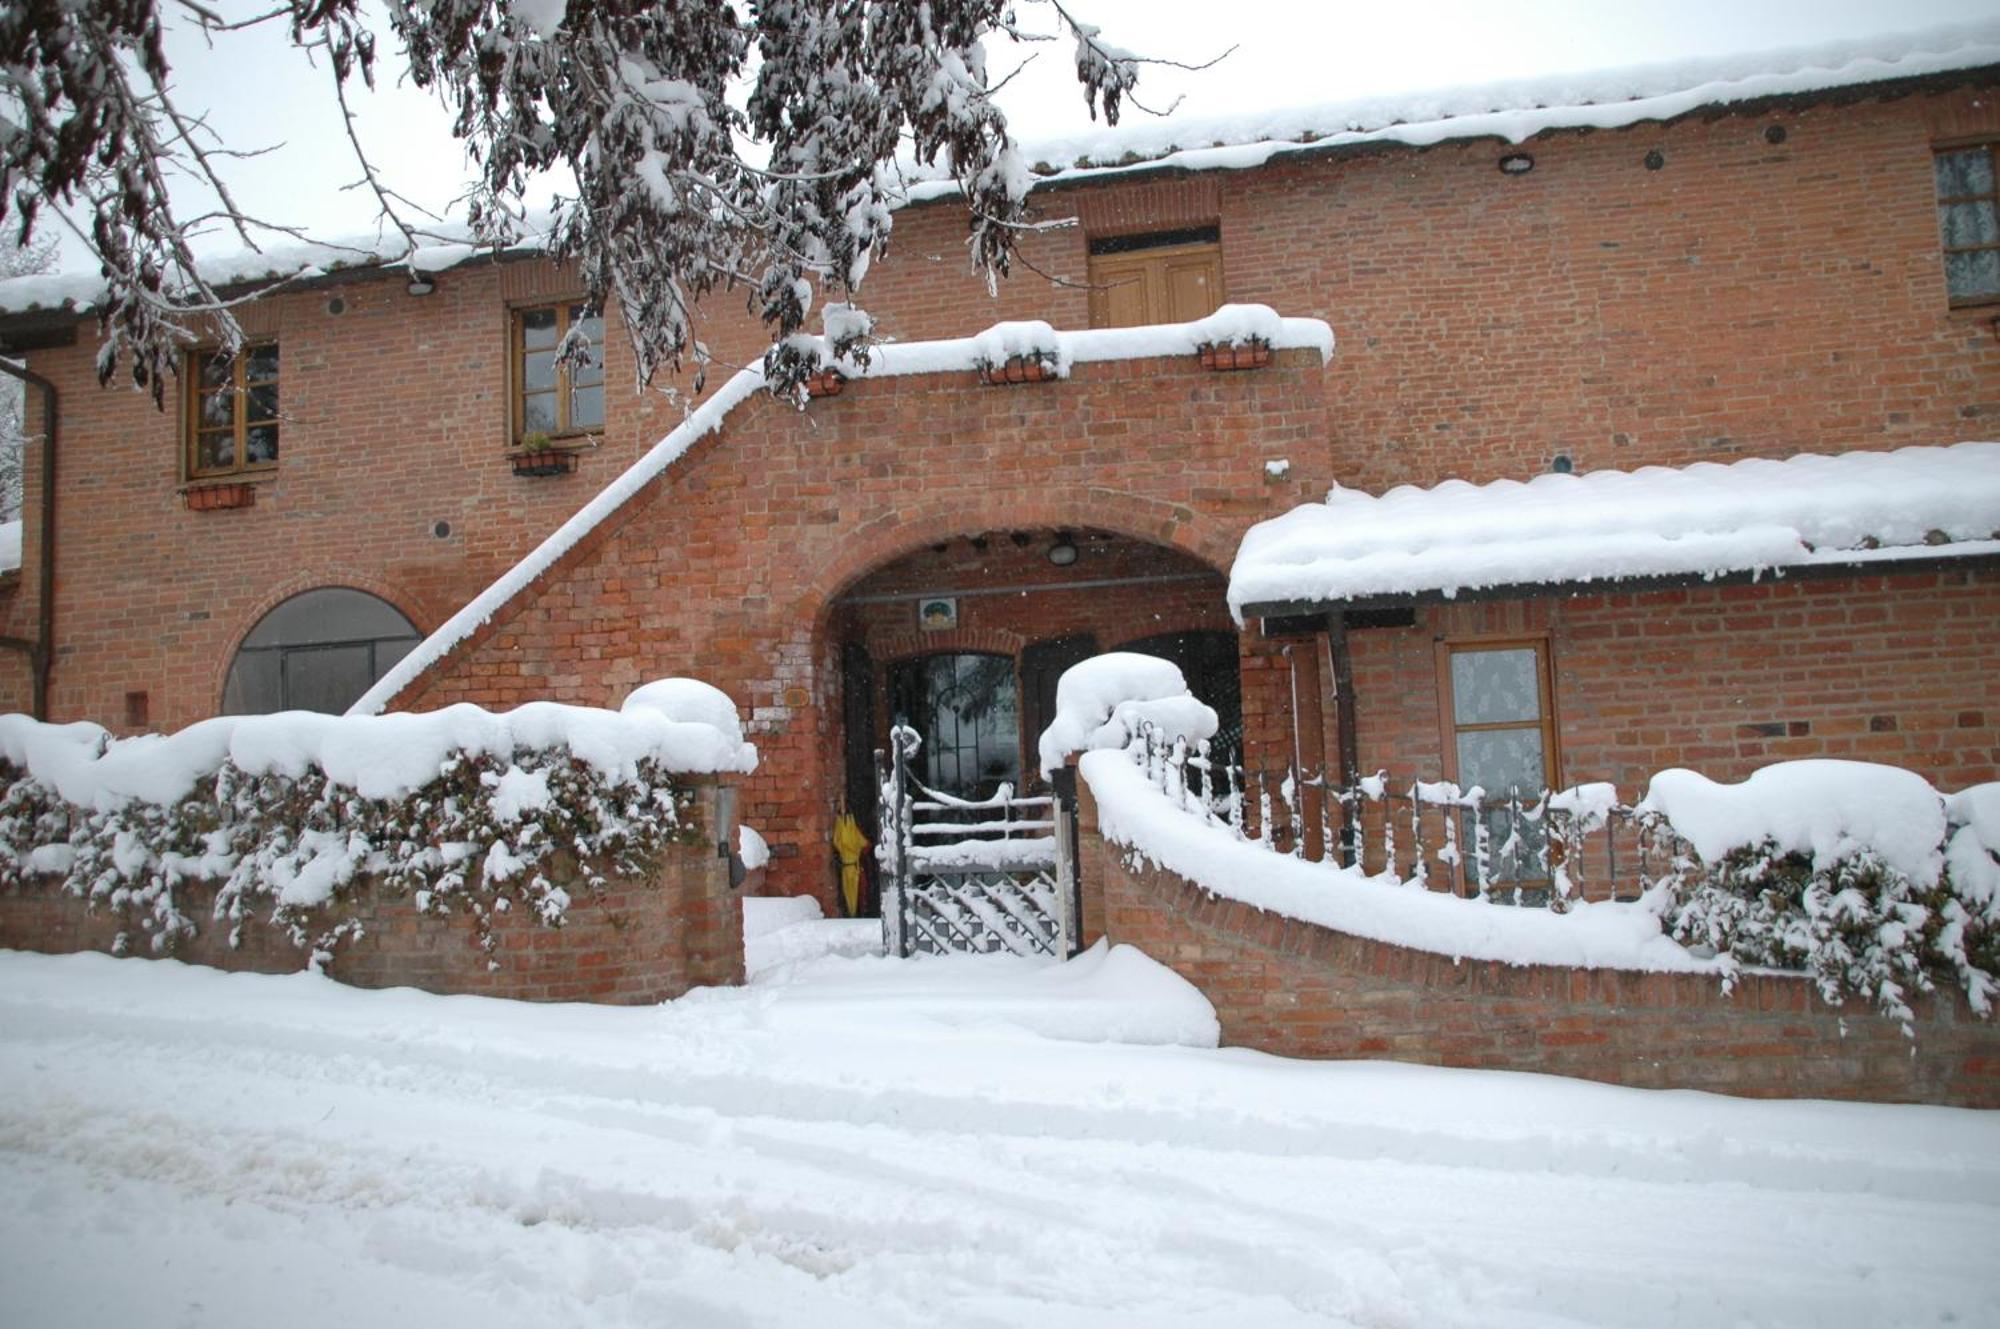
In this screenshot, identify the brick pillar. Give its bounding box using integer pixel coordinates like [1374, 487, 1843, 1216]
[673, 780, 747, 988]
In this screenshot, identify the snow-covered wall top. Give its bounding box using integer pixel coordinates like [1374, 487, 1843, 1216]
[348, 308, 1332, 716]
[903, 21, 2000, 201]
[5, 23, 1995, 319]
[1228, 442, 2000, 614]
[1080, 748, 1717, 974]
[0, 680, 755, 812]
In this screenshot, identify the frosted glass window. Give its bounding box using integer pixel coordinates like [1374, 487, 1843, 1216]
[1936, 145, 2000, 304]
[1446, 642, 1556, 883]
[1450, 648, 1540, 725]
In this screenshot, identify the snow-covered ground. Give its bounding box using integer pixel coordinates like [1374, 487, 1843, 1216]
[3, 912, 1997, 1328]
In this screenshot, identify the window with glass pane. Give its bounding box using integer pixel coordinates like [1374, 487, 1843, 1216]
[1446, 643, 1556, 886]
[886, 653, 1021, 802]
[221, 588, 421, 716]
[185, 342, 279, 479]
[514, 303, 606, 440]
[1936, 145, 2000, 306]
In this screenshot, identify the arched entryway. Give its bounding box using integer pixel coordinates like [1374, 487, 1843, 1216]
[823, 527, 1241, 915]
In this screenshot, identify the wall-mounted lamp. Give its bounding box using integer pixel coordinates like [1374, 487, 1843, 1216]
[1047, 535, 1079, 567]
[1497, 153, 1534, 176]
[406, 272, 437, 297]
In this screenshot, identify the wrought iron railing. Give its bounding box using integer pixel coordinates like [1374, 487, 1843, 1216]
[1125, 724, 1690, 910]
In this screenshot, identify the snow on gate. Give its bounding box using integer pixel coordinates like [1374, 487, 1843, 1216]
[876, 725, 1083, 959]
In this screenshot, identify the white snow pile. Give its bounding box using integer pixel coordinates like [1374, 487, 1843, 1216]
[0, 519, 20, 574]
[737, 894, 1214, 1044]
[738, 822, 771, 871]
[1641, 762, 2000, 1022]
[945, 305, 1330, 380]
[1037, 652, 1219, 778]
[742, 892, 878, 975]
[1082, 747, 1713, 974]
[1637, 760, 1947, 888]
[0, 680, 755, 962]
[4, 950, 1999, 1328]
[350, 309, 1330, 716]
[0, 681, 753, 811]
[899, 20, 2000, 201]
[1230, 442, 2000, 612]
[1947, 784, 2000, 912]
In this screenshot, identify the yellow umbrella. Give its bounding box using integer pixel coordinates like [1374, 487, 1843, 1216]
[832, 812, 871, 918]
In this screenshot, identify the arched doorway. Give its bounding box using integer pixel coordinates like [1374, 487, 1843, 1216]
[824, 527, 1240, 914]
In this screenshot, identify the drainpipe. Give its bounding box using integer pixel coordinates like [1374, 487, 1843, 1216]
[0, 356, 55, 720]
[1324, 611, 1359, 867]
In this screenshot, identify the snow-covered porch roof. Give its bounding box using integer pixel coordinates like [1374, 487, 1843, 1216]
[1228, 443, 2000, 620]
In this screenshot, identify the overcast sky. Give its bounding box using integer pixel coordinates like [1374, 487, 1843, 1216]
[62, 0, 2000, 272]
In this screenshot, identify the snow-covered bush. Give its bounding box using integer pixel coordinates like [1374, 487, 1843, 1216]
[0, 685, 756, 967]
[1642, 763, 2000, 1026]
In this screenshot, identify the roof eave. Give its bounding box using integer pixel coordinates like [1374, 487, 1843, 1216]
[901, 62, 2000, 212]
[1237, 547, 2000, 622]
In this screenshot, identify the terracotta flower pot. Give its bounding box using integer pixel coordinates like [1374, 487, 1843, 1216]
[1198, 341, 1272, 372]
[805, 369, 846, 398]
[184, 482, 255, 511]
[511, 450, 579, 478]
[978, 356, 1057, 386]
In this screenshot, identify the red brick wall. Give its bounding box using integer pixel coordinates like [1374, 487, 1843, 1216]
[1334, 567, 2000, 797]
[393, 353, 1332, 904]
[1079, 779, 2000, 1107]
[7, 260, 774, 736]
[0, 782, 745, 1002]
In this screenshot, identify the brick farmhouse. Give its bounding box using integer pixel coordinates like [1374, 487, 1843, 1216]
[0, 29, 1997, 1092]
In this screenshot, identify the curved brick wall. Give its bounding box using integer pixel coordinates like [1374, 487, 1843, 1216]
[1077, 781, 2000, 1107]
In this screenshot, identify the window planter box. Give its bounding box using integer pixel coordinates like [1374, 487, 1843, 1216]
[184, 481, 256, 511]
[511, 450, 579, 479]
[805, 369, 847, 398]
[1198, 340, 1272, 372]
[978, 356, 1059, 386]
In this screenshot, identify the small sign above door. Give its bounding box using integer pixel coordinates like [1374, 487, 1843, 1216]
[917, 597, 958, 631]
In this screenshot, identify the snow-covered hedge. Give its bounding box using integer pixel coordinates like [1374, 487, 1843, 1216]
[1642, 764, 2000, 1027]
[0, 682, 757, 966]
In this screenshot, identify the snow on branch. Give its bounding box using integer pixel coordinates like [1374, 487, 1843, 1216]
[0, 0, 1194, 401]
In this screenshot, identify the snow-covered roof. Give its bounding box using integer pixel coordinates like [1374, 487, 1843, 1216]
[348, 308, 1332, 716]
[1228, 442, 2000, 616]
[5, 22, 1997, 322]
[0, 226, 505, 324]
[902, 20, 2000, 203]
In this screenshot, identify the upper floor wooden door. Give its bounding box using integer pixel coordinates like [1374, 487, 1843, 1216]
[1087, 238, 1225, 328]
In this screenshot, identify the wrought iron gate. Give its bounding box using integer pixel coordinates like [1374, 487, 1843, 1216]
[877, 726, 1083, 959]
